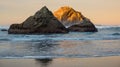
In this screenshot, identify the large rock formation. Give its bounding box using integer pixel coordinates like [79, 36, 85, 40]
[54, 6, 98, 32]
[8, 6, 68, 34]
[54, 6, 83, 26]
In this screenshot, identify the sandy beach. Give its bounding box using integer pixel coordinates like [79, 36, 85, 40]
[0, 56, 120, 67]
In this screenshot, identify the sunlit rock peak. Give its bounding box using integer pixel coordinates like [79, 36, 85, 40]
[54, 6, 84, 25]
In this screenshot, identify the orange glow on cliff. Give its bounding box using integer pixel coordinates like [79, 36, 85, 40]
[54, 6, 83, 23]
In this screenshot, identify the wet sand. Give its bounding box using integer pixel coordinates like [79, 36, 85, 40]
[0, 56, 120, 67]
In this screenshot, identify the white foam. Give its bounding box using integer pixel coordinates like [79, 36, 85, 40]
[95, 25, 120, 29]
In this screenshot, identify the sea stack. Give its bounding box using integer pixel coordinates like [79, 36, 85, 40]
[54, 6, 98, 32]
[8, 6, 68, 34]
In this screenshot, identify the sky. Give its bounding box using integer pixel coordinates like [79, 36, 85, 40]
[0, 0, 120, 26]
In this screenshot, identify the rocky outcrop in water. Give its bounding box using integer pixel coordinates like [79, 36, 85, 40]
[8, 6, 68, 34]
[54, 6, 98, 32]
[1, 29, 8, 31]
[68, 18, 98, 32]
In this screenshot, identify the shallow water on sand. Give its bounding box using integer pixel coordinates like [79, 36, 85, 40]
[0, 57, 120, 67]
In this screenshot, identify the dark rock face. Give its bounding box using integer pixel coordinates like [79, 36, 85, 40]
[8, 6, 68, 34]
[68, 18, 98, 32]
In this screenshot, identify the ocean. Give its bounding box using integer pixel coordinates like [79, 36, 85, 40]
[0, 25, 120, 59]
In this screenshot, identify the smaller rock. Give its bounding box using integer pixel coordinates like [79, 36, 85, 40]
[68, 18, 98, 32]
[1, 29, 8, 31]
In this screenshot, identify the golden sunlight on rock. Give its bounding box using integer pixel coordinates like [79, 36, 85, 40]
[54, 6, 84, 23]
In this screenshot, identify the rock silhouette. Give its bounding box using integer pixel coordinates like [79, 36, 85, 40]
[1, 29, 8, 31]
[8, 6, 68, 34]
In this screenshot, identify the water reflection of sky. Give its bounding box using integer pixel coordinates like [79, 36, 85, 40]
[0, 39, 120, 58]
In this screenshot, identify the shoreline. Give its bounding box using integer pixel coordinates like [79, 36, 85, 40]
[0, 56, 120, 67]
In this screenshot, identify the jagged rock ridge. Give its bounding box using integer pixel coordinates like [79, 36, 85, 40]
[54, 6, 84, 26]
[54, 6, 98, 32]
[8, 6, 68, 34]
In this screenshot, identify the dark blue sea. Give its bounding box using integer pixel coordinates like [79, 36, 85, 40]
[0, 25, 120, 59]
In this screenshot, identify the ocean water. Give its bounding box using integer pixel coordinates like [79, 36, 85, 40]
[0, 25, 120, 58]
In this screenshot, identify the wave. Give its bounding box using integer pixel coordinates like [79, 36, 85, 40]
[0, 54, 120, 59]
[0, 38, 11, 41]
[95, 25, 120, 29]
[0, 25, 120, 42]
[0, 36, 120, 42]
[112, 33, 120, 35]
